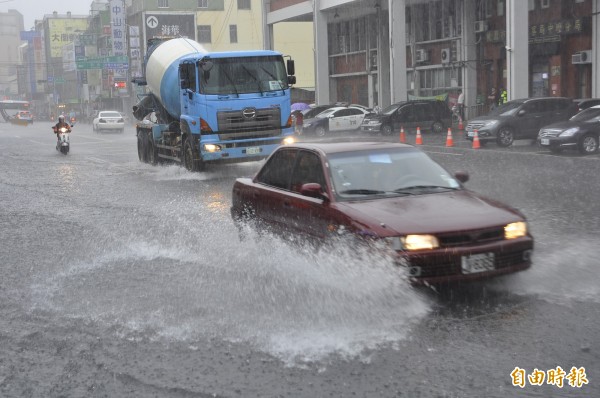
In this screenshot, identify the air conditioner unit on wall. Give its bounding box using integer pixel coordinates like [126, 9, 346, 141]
[474, 20, 488, 33]
[441, 48, 451, 64]
[415, 49, 428, 63]
[572, 50, 592, 64]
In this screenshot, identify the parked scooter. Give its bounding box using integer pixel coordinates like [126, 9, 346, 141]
[52, 124, 71, 155]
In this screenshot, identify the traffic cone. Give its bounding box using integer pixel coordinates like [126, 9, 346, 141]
[472, 129, 481, 149]
[445, 128, 454, 147]
[399, 126, 406, 143]
[458, 118, 464, 131]
[415, 127, 423, 145]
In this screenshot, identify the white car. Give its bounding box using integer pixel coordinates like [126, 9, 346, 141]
[93, 111, 125, 133]
[303, 106, 372, 137]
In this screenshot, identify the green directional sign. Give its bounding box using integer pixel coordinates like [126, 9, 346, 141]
[76, 56, 129, 70]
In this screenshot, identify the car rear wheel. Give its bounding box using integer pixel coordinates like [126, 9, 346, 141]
[315, 126, 327, 137]
[578, 134, 599, 155]
[496, 127, 514, 147]
[431, 120, 444, 134]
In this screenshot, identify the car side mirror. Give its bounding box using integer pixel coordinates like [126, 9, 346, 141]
[454, 171, 469, 183]
[300, 183, 328, 201]
[518, 109, 526, 116]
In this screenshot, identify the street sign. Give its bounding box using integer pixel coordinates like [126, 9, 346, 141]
[76, 56, 129, 70]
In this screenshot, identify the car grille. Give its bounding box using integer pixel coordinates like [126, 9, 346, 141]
[216, 108, 281, 140]
[437, 227, 504, 247]
[466, 121, 487, 131]
[538, 129, 563, 138]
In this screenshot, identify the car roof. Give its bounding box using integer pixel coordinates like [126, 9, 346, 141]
[279, 141, 415, 155]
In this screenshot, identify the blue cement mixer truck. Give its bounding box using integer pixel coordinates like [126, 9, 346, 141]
[133, 38, 296, 171]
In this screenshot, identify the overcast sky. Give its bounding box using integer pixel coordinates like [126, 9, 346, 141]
[1, 0, 95, 31]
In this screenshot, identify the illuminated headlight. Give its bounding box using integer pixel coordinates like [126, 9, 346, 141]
[504, 221, 527, 239]
[204, 144, 222, 152]
[283, 136, 295, 145]
[559, 127, 579, 137]
[384, 234, 438, 251]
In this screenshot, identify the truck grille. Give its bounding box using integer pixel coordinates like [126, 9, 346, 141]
[216, 108, 282, 140]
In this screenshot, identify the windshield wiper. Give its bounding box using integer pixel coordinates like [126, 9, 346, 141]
[241, 65, 263, 94]
[393, 185, 459, 193]
[339, 189, 387, 195]
[220, 68, 240, 97]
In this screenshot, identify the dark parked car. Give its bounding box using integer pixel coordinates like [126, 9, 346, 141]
[538, 105, 600, 154]
[573, 98, 600, 113]
[465, 97, 578, 147]
[231, 142, 534, 285]
[361, 100, 452, 135]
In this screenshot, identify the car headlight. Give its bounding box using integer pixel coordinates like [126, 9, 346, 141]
[504, 221, 527, 239]
[387, 234, 439, 251]
[283, 136, 295, 145]
[484, 120, 499, 128]
[559, 127, 579, 137]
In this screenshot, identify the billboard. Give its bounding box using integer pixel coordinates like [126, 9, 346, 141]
[143, 12, 197, 52]
[48, 19, 89, 58]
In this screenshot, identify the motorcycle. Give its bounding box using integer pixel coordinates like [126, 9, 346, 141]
[53, 125, 71, 155]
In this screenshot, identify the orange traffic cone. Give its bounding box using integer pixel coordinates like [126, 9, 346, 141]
[445, 128, 454, 147]
[458, 118, 464, 131]
[472, 129, 481, 149]
[415, 127, 423, 145]
[399, 126, 406, 143]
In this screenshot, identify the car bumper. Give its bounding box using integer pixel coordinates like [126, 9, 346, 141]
[97, 123, 125, 130]
[361, 125, 382, 133]
[396, 237, 534, 285]
[465, 127, 498, 142]
[538, 136, 578, 149]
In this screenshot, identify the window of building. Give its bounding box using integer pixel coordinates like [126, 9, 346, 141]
[230, 25, 238, 43]
[541, 0, 550, 8]
[198, 0, 208, 7]
[198, 25, 211, 43]
[158, 0, 169, 8]
[528, 0, 535, 11]
[237, 0, 251, 10]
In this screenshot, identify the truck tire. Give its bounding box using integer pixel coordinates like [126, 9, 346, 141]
[183, 137, 204, 172]
[146, 134, 158, 165]
[137, 131, 147, 162]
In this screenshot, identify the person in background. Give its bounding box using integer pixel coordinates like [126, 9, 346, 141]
[498, 87, 508, 106]
[457, 90, 465, 121]
[488, 87, 497, 111]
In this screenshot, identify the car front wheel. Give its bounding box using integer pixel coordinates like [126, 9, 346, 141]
[496, 127, 514, 147]
[578, 134, 599, 155]
[381, 124, 393, 136]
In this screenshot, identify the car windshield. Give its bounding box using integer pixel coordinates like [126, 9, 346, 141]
[200, 55, 289, 95]
[570, 107, 600, 122]
[487, 100, 524, 116]
[327, 147, 461, 199]
[315, 108, 337, 118]
[381, 104, 401, 115]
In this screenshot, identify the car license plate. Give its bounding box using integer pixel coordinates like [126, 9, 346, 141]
[461, 253, 495, 274]
[540, 138, 550, 145]
[246, 146, 261, 155]
[467, 131, 475, 137]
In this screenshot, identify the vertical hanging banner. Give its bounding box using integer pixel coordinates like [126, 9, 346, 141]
[110, 0, 129, 94]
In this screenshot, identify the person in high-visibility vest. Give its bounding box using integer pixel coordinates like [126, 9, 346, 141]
[498, 87, 507, 105]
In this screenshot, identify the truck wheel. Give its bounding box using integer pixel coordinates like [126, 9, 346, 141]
[146, 134, 158, 165]
[183, 138, 204, 172]
[137, 132, 146, 162]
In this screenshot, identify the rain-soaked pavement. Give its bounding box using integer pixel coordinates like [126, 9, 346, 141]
[0, 121, 598, 397]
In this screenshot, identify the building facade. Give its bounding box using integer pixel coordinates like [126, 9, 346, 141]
[264, 0, 600, 119]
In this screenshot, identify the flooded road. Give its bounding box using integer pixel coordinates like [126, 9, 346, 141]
[0, 122, 598, 397]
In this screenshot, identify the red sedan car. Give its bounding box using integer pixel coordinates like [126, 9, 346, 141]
[231, 142, 533, 285]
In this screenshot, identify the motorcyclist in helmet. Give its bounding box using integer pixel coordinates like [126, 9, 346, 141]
[53, 115, 71, 135]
